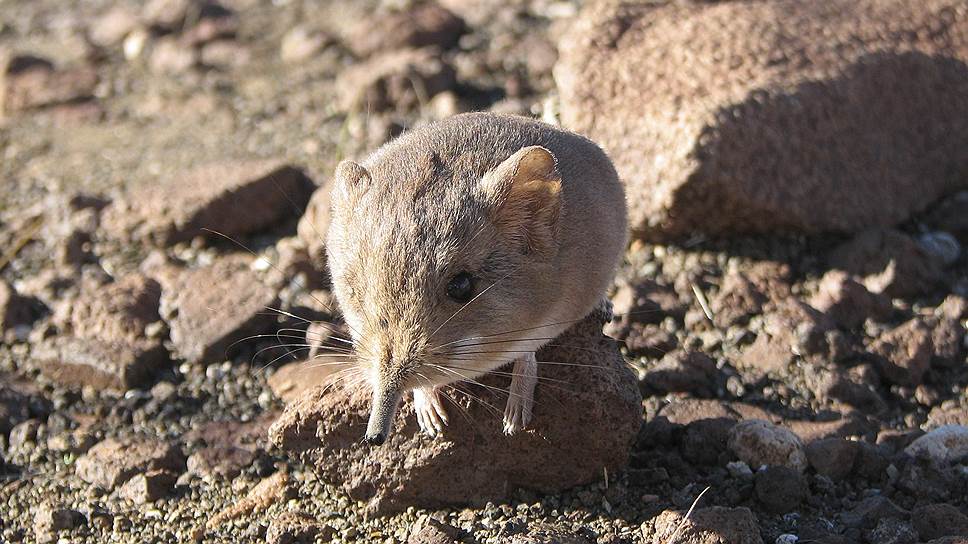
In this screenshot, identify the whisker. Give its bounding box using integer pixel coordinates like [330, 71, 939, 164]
[427, 267, 518, 342]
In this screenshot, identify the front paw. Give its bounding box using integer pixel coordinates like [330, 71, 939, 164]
[414, 387, 449, 437]
[503, 392, 533, 435]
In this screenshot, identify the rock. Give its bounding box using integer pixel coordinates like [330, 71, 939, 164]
[344, 2, 464, 57]
[681, 418, 735, 466]
[0, 280, 35, 336]
[929, 404, 968, 428]
[186, 445, 255, 480]
[159, 256, 279, 364]
[407, 518, 460, 544]
[912, 504, 968, 540]
[338, 48, 457, 113]
[510, 524, 596, 544]
[143, 0, 192, 30]
[931, 317, 966, 367]
[296, 183, 332, 271]
[829, 229, 944, 298]
[58, 273, 161, 345]
[181, 3, 237, 46]
[619, 323, 678, 359]
[75, 437, 185, 490]
[896, 456, 958, 501]
[868, 518, 918, 544]
[149, 37, 198, 74]
[1, 55, 98, 113]
[0, 380, 43, 435]
[805, 366, 887, 414]
[918, 231, 962, 266]
[710, 270, 768, 328]
[32, 335, 168, 391]
[267, 361, 334, 404]
[204, 471, 290, 531]
[270, 315, 642, 514]
[102, 160, 315, 247]
[809, 271, 892, 329]
[265, 511, 336, 544]
[33, 505, 84, 542]
[928, 538, 968, 544]
[805, 438, 859, 480]
[607, 278, 684, 329]
[556, 0, 968, 240]
[89, 6, 139, 47]
[754, 466, 808, 514]
[280, 27, 330, 63]
[117, 469, 178, 504]
[926, 191, 968, 243]
[182, 413, 275, 452]
[739, 298, 834, 374]
[645, 507, 763, 544]
[643, 351, 719, 397]
[840, 496, 909, 530]
[869, 318, 934, 386]
[9, 419, 40, 448]
[728, 419, 808, 472]
[905, 425, 968, 465]
[200, 40, 250, 68]
[852, 441, 893, 482]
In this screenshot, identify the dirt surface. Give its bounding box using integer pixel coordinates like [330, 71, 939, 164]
[1, 1, 967, 544]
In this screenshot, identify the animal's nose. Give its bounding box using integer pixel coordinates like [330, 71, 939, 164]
[363, 430, 386, 446]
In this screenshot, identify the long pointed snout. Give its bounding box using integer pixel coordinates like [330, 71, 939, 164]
[363, 384, 402, 446]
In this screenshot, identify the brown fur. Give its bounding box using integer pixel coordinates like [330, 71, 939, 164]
[326, 112, 628, 440]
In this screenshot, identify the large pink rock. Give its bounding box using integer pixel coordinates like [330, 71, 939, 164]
[269, 315, 642, 515]
[555, 0, 968, 240]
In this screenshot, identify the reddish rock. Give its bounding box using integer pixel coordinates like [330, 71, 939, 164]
[344, 2, 465, 57]
[296, 183, 332, 271]
[102, 160, 315, 247]
[931, 317, 966, 367]
[870, 318, 934, 386]
[829, 229, 944, 298]
[182, 413, 275, 452]
[841, 496, 909, 529]
[33, 505, 84, 541]
[1, 55, 98, 113]
[338, 48, 456, 113]
[659, 398, 775, 427]
[32, 335, 168, 391]
[805, 438, 860, 480]
[265, 511, 335, 544]
[805, 366, 887, 414]
[117, 469, 178, 505]
[186, 446, 255, 480]
[159, 256, 279, 364]
[267, 361, 334, 404]
[557, 0, 968, 240]
[643, 351, 719, 397]
[645, 507, 763, 544]
[787, 416, 875, 445]
[809, 270, 892, 329]
[75, 437, 185, 490]
[939, 295, 968, 321]
[905, 425, 968, 465]
[59, 274, 161, 345]
[740, 298, 835, 375]
[728, 419, 807, 472]
[711, 270, 768, 328]
[755, 466, 808, 514]
[0, 280, 35, 335]
[619, 323, 677, 359]
[913, 504, 968, 540]
[928, 404, 968, 428]
[269, 315, 642, 514]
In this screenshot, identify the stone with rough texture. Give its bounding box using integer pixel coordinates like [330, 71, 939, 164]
[267, 361, 333, 404]
[645, 507, 763, 544]
[75, 437, 185, 490]
[344, 2, 464, 58]
[905, 425, 968, 465]
[0, 280, 35, 335]
[841, 496, 909, 530]
[33, 505, 84, 542]
[265, 511, 335, 544]
[338, 48, 456, 113]
[270, 315, 642, 515]
[159, 256, 279, 364]
[102, 160, 315, 247]
[755, 466, 808, 514]
[805, 438, 859, 481]
[117, 470, 177, 505]
[32, 335, 168, 391]
[58, 273, 161, 345]
[296, 182, 332, 271]
[1, 55, 98, 113]
[809, 271, 892, 329]
[556, 0, 968, 240]
[186, 445, 255, 480]
[728, 419, 808, 472]
[829, 229, 945, 298]
[912, 504, 968, 541]
[870, 318, 934, 386]
[643, 351, 719, 397]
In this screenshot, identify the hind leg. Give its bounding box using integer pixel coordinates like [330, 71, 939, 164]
[503, 352, 537, 435]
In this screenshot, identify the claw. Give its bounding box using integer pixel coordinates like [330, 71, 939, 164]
[414, 387, 448, 438]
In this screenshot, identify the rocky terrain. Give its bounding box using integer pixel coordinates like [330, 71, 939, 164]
[0, 0, 967, 543]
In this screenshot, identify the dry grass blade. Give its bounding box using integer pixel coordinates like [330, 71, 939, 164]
[665, 485, 711, 544]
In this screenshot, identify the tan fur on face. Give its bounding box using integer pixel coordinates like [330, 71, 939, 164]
[327, 112, 627, 400]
